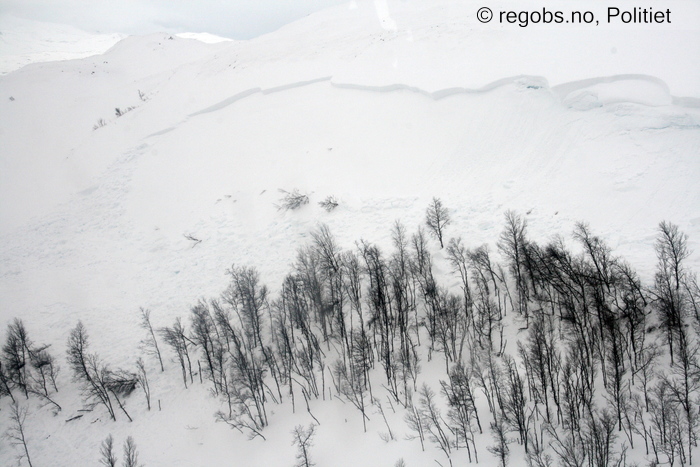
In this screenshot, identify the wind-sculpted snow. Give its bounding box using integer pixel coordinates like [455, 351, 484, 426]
[187, 77, 332, 118]
[173, 73, 694, 136]
[188, 74, 695, 126]
[332, 76, 550, 102]
[552, 74, 673, 109]
[332, 74, 700, 109]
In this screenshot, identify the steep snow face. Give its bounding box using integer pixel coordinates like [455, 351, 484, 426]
[0, 1, 699, 466]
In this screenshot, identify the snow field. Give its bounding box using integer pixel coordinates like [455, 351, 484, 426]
[1, 0, 700, 465]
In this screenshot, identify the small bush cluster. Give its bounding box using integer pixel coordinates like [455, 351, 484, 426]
[92, 90, 148, 131]
[276, 189, 309, 211]
[318, 195, 339, 212]
[93, 118, 107, 130]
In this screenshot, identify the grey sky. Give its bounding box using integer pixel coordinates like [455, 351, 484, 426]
[0, 0, 348, 39]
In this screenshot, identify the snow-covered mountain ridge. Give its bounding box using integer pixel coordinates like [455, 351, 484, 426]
[0, 15, 125, 75]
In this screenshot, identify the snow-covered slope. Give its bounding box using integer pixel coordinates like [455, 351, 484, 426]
[0, 15, 125, 75]
[1, 0, 699, 465]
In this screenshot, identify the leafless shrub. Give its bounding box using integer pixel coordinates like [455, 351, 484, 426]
[425, 197, 451, 248]
[160, 318, 193, 388]
[135, 358, 151, 410]
[292, 424, 316, 467]
[122, 436, 142, 467]
[139, 308, 164, 372]
[93, 119, 107, 130]
[100, 434, 117, 467]
[67, 321, 136, 421]
[318, 195, 339, 212]
[115, 106, 135, 117]
[487, 416, 511, 467]
[5, 401, 33, 467]
[276, 189, 309, 211]
[418, 384, 452, 466]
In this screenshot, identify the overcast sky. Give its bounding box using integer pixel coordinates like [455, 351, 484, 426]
[0, 0, 348, 39]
